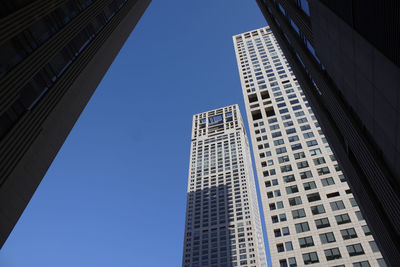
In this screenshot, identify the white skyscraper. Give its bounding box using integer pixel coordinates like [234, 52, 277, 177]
[182, 105, 267, 267]
[233, 27, 386, 267]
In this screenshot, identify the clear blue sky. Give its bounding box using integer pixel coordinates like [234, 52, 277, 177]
[0, 1, 270, 266]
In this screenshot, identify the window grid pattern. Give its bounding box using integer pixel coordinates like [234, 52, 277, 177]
[183, 105, 267, 267]
[233, 27, 384, 267]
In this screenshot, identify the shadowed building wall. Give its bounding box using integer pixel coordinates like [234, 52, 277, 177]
[182, 105, 267, 267]
[0, 0, 150, 248]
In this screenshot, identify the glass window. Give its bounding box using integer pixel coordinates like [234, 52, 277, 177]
[311, 204, 325, 215]
[299, 236, 314, 248]
[315, 217, 330, 229]
[353, 261, 370, 267]
[302, 252, 319, 265]
[330, 200, 345, 211]
[295, 222, 310, 233]
[377, 258, 387, 267]
[307, 193, 321, 202]
[324, 248, 341, 261]
[346, 243, 365, 256]
[303, 181, 316, 190]
[335, 213, 351, 225]
[340, 228, 357, 240]
[369, 241, 379, 252]
[289, 196, 302, 206]
[321, 177, 335, 186]
[362, 225, 371, 235]
[319, 232, 336, 244]
[292, 208, 306, 219]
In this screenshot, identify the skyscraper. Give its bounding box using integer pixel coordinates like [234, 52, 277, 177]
[182, 105, 267, 267]
[0, 0, 150, 248]
[233, 27, 385, 267]
[255, 1, 400, 265]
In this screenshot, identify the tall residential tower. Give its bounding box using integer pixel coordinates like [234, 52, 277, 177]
[255, 1, 400, 264]
[234, 27, 385, 267]
[0, 0, 150, 247]
[182, 105, 267, 267]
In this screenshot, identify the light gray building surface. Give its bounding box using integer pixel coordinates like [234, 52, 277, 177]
[182, 105, 267, 267]
[233, 27, 386, 267]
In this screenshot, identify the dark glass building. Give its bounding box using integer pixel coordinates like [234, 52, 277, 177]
[0, 0, 150, 248]
[255, 0, 400, 266]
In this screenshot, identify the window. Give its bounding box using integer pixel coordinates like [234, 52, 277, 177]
[274, 229, 282, 237]
[289, 196, 302, 206]
[369, 241, 379, 252]
[286, 185, 299, 194]
[349, 198, 358, 207]
[340, 228, 357, 240]
[274, 139, 284, 146]
[311, 204, 325, 215]
[297, 161, 309, 169]
[346, 243, 364, 256]
[355, 211, 364, 221]
[279, 260, 288, 267]
[295, 222, 310, 233]
[285, 241, 293, 251]
[303, 181, 316, 190]
[300, 125, 311, 131]
[324, 248, 341, 261]
[299, 236, 314, 248]
[283, 174, 295, 183]
[377, 258, 387, 267]
[209, 115, 223, 123]
[320, 232, 335, 244]
[330, 200, 345, 211]
[335, 213, 351, 225]
[291, 143, 302, 150]
[317, 167, 330, 175]
[315, 218, 330, 229]
[362, 225, 371, 236]
[286, 128, 296, 135]
[313, 157, 326, 165]
[303, 132, 314, 139]
[278, 155, 290, 163]
[307, 193, 321, 202]
[300, 171, 313, 179]
[282, 227, 290, 236]
[297, 118, 308, 124]
[306, 140, 318, 147]
[292, 208, 306, 219]
[294, 152, 305, 159]
[309, 148, 321, 155]
[353, 261, 370, 267]
[281, 164, 293, 173]
[288, 257, 297, 267]
[277, 243, 284, 253]
[302, 252, 319, 265]
[321, 177, 335, 186]
[276, 147, 287, 154]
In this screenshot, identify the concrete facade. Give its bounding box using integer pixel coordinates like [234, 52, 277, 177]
[255, 1, 400, 265]
[233, 27, 385, 267]
[182, 105, 267, 267]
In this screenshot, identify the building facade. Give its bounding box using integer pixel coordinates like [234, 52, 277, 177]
[233, 27, 385, 267]
[0, 0, 150, 248]
[255, 1, 400, 265]
[182, 105, 267, 267]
